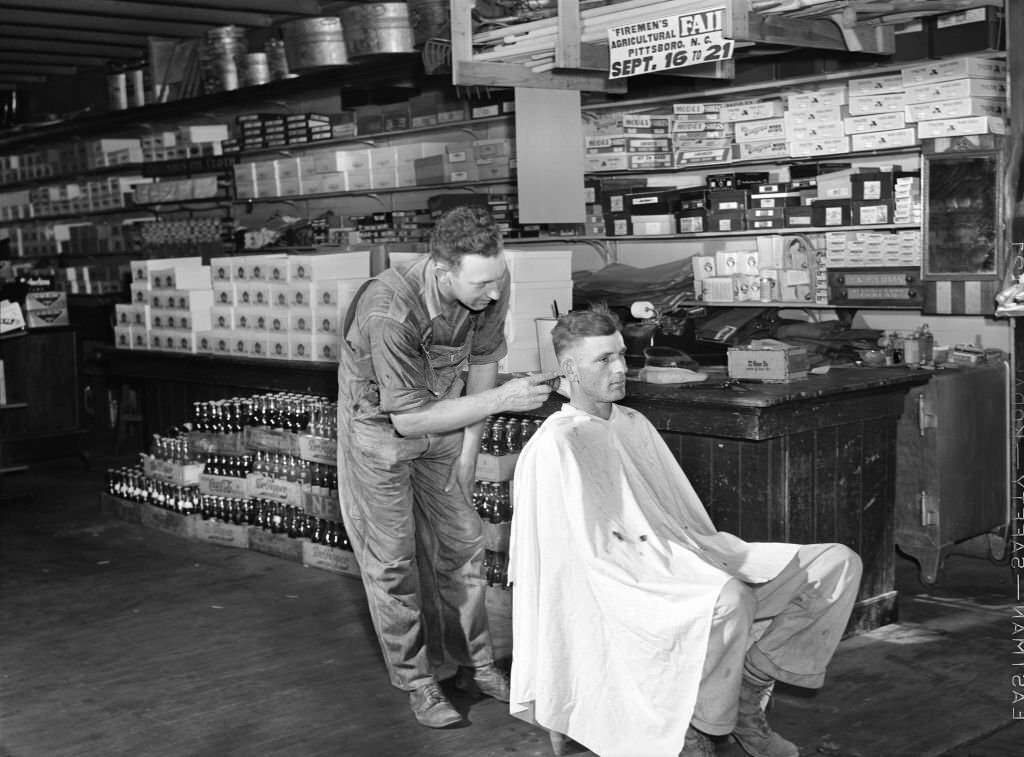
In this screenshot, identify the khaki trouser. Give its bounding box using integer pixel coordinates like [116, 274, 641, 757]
[691, 543, 863, 735]
[340, 422, 494, 691]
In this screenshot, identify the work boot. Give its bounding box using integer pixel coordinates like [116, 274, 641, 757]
[680, 726, 716, 757]
[732, 679, 799, 757]
[454, 663, 511, 702]
[409, 679, 464, 728]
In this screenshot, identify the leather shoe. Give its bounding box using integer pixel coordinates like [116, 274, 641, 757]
[454, 663, 511, 702]
[680, 726, 716, 757]
[409, 680, 463, 728]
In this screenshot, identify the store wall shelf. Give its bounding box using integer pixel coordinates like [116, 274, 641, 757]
[233, 177, 518, 205]
[0, 205, 154, 227]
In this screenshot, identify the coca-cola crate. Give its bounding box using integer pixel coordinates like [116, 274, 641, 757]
[482, 521, 510, 552]
[199, 473, 248, 498]
[249, 527, 304, 562]
[243, 426, 300, 455]
[142, 454, 204, 486]
[245, 472, 305, 506]
[100, 493, 143, 524]
[301, 540, 361, 578]
[194, 518, 250, 549]
[475, 452, 519, 482]
[186, 430, 247, 457]
[307, 489, 341, 519]
[139, 502, 197, 539]
[297, 434, 337, 466]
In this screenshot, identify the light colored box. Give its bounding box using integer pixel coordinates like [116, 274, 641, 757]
[290, 307, 313, 333]
[245, 253, 288, 281]
[290, 336, 313, 361]
[782, 106, 842, 128]
[131, 256, 202, 283]
[210, 306, 236, 331]
[788, 137, 850, 158]
[786, 86, 847, 110]
[849, 128, 918, 152]
[114, 325, 134, 349]
[208, 257, 236, 282]
[733, 140, 789, 161]
[507, 281, 572, 316]
[314, 305, 340, 336]
[844, 111, 906, 134]
[166, 289, 213, 311]
[785, 120, 846, 141]
[847, 73, 905, 97]
[289, 251, 371, 282]
[234, 306, 259, 331]
[311, 333, 339, 362]
[720, 99, 784, 122]
[247, 336, 270, 359]
[268, 335, 290, 360]
[733, 118, 786, 143]
[288, 282, 316, 307]
[212, 282, 237, 306]
[268, 283, 290, 308]
[237, 283, 271, 307]
[903, 76, 1007, 104]
[900, 56, 1006, 87]
[266, 311, 289, 334]
[847, 93, 907, 116]
[503, 249, 573, 283]
[905, 98, 1006, 122]
[916, 116, 1006, 138]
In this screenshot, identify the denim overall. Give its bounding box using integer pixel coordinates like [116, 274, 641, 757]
[336, 265, 494, 690]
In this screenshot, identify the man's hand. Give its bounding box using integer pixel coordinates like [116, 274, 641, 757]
[444, 453, 477, 499]
[496, 371, 561, 412]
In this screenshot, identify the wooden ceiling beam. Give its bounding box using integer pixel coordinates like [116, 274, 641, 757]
[0, 52, 111, 67]
[0, 10, 232, 37]
[0, 64, 79, 76]
[0, 1, 274, 28]
[135, 0, 323, 13]
[0, 74, 47, 84]
[0, 39, 145, 59]
[0, 25, 149, 48]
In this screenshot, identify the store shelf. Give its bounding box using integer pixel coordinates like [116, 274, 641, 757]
[0, 402, 28, 411]
[0, 205, 155, 227]
[233, 177, 518, 205]
[0, 54, 424, 152]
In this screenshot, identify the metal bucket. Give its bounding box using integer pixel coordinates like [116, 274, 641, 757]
[281, 17, 348, 72]
[340, 3, 416, 57]
[406, 0, 449, 47]
[242, 53, 270, 86]
[201, 25, 248, 93]
[264, 39, 291, 80]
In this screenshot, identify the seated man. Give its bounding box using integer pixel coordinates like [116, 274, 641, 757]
[508, 306, 862, 757]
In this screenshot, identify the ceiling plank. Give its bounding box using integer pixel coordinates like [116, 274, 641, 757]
[0, 10, 238, 38]
[0, 25, 149, 48]
[0, 53, 112, 67]
[0, 39, 144, 58]
[125, 0, 323, 13]
[0, 1, 274, 28]
[0, 74, 47, 83]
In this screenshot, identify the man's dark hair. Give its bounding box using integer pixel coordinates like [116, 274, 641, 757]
[551, 304, 621, 359]
[429, 206, 502, 268]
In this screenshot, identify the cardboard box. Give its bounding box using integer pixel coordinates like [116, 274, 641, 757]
[900, 56, 1006, 87]
[301, 540, 361, 578]
[727, 340, 809, 382]
[476, 451, 519, 482]
[194, 517, 250, 550]
[931, 7, 1004, 56]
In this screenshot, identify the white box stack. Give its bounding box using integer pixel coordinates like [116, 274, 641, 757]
[499, 249, 573, 373]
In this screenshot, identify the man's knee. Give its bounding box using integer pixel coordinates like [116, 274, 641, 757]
[715, 578, 756, 622]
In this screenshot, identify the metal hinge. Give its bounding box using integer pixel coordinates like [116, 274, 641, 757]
[920, 491, 938, 527]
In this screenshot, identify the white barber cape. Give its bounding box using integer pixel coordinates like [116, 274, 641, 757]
[508, 404, 799, 757]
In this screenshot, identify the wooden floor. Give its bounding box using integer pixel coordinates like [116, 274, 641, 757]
[1, 445, 1021, 757]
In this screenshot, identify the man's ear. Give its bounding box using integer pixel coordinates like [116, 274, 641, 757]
[560, 355, 576, 381]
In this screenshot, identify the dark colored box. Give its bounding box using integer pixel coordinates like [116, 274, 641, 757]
[749, 217, 786, 230]
[784, 205, 816, 227]
[706, 172, 735, 189]
[733, 172, 772, 189]
[708, 189, 749, 212]
[604, 214, 633, 237]
[747, 207, 786, 221]
[851, 199, 893, 225]
[757, 182, 790, 193]
[750, 192, 803, 209]
[678, 188, 708, 210]
[706, 210, 747, 232]
[852, 171, 894, 201]
[627, 188, 680, 215]
[931, 7, 1004, 56]
[599, 181, 647, 215]
[892, 19, 931, 61]
[811, 199, 852, 227]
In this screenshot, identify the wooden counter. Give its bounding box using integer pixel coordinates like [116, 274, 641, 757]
[102, 347, 929, 632]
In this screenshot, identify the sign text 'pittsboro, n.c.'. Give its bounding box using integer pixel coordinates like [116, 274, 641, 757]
[608, 7, 734, 79]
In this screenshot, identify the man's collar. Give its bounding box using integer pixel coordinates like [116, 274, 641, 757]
[422, 257, 445, 321]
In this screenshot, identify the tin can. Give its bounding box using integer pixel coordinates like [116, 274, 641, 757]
[106, 68, 128, 111]
[902, 335, 920, 366]
[759, 276, 774, 302]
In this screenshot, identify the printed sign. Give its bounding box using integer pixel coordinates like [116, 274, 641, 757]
[608, 7, 734, 79]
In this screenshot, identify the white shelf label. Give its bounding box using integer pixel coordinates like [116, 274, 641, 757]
[608, 7, 734, 79]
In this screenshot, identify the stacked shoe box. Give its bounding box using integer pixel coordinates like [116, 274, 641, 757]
[499, 249, 573, 373]
[116, 257, 207, 351]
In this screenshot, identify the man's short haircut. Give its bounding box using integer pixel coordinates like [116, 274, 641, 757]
[429, 206, 502, 268]
[551, 304, 621, 359]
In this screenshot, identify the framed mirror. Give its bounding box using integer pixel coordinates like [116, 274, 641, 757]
[922, 148, 1004, 279]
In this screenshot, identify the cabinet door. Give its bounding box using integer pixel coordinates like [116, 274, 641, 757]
[895, 363, 1008, 581]
[1, 329, 79, 438]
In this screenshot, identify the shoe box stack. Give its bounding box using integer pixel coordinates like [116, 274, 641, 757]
[114, 251, 372, 361]
[498, 249, 573, 373]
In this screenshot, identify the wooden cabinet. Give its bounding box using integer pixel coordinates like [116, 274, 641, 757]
[894, 361, 1010, 584]
[0, 328, 87, 467]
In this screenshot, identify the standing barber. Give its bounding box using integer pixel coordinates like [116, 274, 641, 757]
[336, 206, 557, 728]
